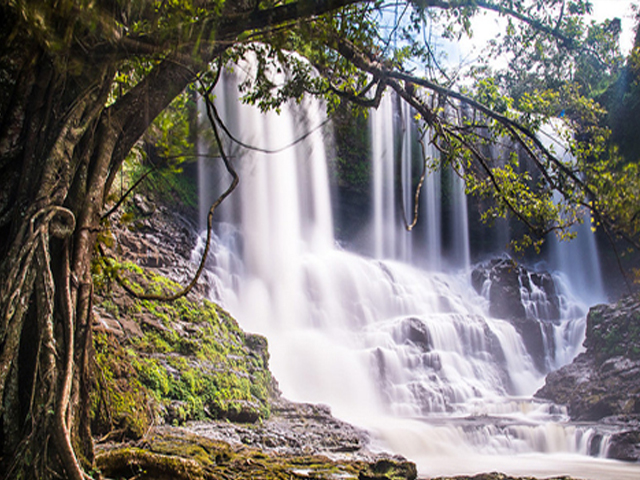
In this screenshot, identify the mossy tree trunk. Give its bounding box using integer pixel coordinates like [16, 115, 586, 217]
[0, 16, 202, 480]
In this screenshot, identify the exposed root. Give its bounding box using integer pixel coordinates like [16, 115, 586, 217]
[1, 206, 90, 479]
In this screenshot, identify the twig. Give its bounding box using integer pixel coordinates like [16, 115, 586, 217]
[401, 133, 431, 231]
[101, 165, 158, 220]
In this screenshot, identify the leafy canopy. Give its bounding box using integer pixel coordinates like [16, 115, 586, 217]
[7, 0, 638, 252]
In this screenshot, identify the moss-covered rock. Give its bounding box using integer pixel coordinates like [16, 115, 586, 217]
[585, 297, 640, 362]
[95, 427, 417, 480]
[91, 333, 155, 440]
[92, 253, 276, 438]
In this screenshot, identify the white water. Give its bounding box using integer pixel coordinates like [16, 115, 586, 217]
[196, 71, 640, 479]
[539, 121, 606, 305]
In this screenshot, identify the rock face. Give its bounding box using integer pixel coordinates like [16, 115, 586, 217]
[188, 399, 371, 457]
[471, 258, 560, 371]
[94, 196, 276, 434]
[535, 296, 640, 461]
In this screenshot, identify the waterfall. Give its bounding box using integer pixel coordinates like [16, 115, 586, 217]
[538, 122, 606, 303]
[423, 137, 443, 270]
[369, 92, 470, 270]
[449, 169, 471, 270]
[196, 68, 638, 480]
[371, 93, 398, 259]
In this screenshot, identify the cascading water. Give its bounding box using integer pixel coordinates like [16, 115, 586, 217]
[423, 134, 443, 270]
[371, 93, 400, 260]
[539, 122, 606, 304]
[369, 92, 471, 270]
[196, 66, 639, 479]
[449, 169, 471, 270]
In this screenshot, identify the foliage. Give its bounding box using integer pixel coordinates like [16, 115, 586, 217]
[207, 0, 640, 252]
[602, 18, 640, 164]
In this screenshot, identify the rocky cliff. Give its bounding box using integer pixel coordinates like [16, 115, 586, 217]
[535, 296, 640, 461]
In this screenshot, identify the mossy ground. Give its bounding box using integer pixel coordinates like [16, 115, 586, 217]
[95, 428, 417, 480]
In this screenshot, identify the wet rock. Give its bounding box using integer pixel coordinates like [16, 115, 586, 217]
[400, 317, 432, 352]
[471, 258, 562, 372]
[472, 258, 561, 322]
[485, 259, 527, 320]
[536, 296, 640, 423]
[607, 430, 640, 462]
[188, 398, 372, 459]
[133, 194, 156, 216]
[584, 297, 640, 363]
[139, 313, 169, 333]
[471, 268, 489, 295]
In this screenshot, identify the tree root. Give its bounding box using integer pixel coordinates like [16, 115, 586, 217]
[1, 205, 91, 479]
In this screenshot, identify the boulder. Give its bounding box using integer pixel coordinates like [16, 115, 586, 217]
[399, 317, 432, 352]
[584, 297, 640, 363]
[536, 296, 640, 444]
[485, 258, 527, 320]
[607, 430, 640, 462]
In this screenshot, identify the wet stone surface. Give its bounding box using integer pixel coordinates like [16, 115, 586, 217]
[186, 398, 379, 460]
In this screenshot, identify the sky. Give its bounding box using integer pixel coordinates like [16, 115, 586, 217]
[591, 0, 637, 53]
[451, 0, 638, 65]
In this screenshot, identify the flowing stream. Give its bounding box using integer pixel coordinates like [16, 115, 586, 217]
[196, 69, 640, 479]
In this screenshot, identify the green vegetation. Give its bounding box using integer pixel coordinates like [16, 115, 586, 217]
[332, 103, 371, 192]
[92, 261, 274, 437]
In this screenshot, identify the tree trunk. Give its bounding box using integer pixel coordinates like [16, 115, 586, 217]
[0, 29, 117, 475]
[0, 19, 217, 480]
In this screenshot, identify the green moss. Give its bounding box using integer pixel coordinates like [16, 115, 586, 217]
[96, 429, 417, 480]
[94, 270, 273, 429]
[91, 334, 155, 439]
[134, 356, 172, 396]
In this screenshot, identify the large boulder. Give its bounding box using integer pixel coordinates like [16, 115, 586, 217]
[536, 296, 640, 461]
[608, 430, 640, 462]
[536, 296, 640, 421]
